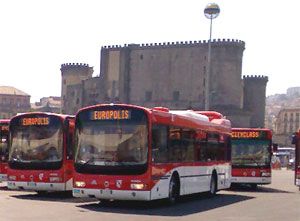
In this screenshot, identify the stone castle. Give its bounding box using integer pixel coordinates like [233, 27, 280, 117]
[61, 39, 268, 127]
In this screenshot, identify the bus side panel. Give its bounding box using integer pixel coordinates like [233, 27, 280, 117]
[150, 162, 231, 200]
[0, 162, 8, 181]
[296, 134, 300, 187]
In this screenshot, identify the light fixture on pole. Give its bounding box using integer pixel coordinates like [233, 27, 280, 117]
[204, 3, 220, 110]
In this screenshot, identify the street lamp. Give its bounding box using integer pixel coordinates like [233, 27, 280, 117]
[204, 3, 220, 110]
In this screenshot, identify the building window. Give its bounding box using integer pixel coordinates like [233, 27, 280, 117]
[284, 123, 287, 133]
[289, 124, 293, 133]
[173, 91, 180, 101]
[284, 113, 288, 122]
[140, 54, 143, 60]
[145, 91, 152, 101]
[63, 79, 66, 84]
[290, 113, 294, 122]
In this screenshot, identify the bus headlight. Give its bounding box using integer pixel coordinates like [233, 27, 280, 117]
[8, 175, 16, 181]
[261, 172, 271, 177]
[75, 181, 86, 187]
[49, 177, 61, 182]
[130, 183, 147, 190]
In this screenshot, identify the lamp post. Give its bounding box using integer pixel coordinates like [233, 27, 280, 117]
[204, 3, 220, 110]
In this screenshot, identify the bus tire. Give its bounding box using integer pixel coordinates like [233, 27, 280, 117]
[209, 173, 217, 196]
[168, 174, 180, 204]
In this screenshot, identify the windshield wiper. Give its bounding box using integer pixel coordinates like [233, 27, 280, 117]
[10, 157, 21, 162]
[78, 158, 96, 165]
[234, 156, 260, 165]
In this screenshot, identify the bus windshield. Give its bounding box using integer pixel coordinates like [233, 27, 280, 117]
[9, 118, 63, 163]
[232, 139, 271, 166]
[75, 109, 148, 167]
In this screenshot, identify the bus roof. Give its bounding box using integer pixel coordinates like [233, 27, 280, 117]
[76, 104, 232, 134]
[13, 112, 74, 121]
[232, 128, 272, 132]
[169, 110, 209, 122]
[0, 119, 10, 124]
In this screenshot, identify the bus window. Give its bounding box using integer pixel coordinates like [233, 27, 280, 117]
[152, 124, 168, 163]
[181, 129, 195, 162]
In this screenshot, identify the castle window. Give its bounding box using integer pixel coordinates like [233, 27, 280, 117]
[140, 54, 143, 60]
[145, 91, 152, 101]
[173, 91, 180, 101]
[76, 98, 79, 104]
[63, 79, 66, 85]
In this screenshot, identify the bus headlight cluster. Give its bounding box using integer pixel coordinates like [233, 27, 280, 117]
[75, 181, 86, 187]
[49, 177, 61, 182]
[261, 172, 271, 177]
[8, 175, 16, 181]
[130, 183, 147, 190]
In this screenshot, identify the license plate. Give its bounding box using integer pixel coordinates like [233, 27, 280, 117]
[27, 182, 37, 187]
[73, 189, 80, 194]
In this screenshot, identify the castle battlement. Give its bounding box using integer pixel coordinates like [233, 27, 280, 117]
[101, 39, 245, 50]
[243, 75, 268, 82]
[61, 63, 90, 69]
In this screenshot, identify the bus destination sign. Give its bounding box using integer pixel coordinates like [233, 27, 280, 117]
[21, 117, 50, 126]
[91, 110, 131, 120]
[231, 131, 264, 139]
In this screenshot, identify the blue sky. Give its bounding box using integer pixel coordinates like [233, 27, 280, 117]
[0, 0, 299, 102]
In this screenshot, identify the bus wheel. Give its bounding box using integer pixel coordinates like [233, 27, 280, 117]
[168, 175, 179, 204]
[209, 174, 217, 196]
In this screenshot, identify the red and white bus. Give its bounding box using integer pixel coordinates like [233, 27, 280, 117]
[293, 130, 300, 190]
[231, 128, 272, 189]
[0, 119, 10, 182]
[73, 104, 232, 203]
[7, 113, 74, 193]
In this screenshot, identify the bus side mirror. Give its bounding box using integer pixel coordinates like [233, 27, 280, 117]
[272, 143, 278, 152]
[291, 134, 297, 145]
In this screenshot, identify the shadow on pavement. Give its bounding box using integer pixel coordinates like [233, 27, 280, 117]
[0, 186, 12, 191]
[76, 193, 254, 216]
[10, 191, 98, 204]
[229, 184, 293, 193]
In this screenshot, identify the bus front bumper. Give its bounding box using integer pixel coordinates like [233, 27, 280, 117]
[73, 188, 151, 201]
[231, 176, 271, 184]
[7, 181, 66, 192]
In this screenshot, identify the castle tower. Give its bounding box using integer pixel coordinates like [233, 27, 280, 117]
[243, 75, 268, 127]
[60, 63, 93, 114]
[209, 39, 245, 110]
